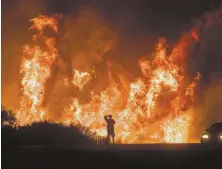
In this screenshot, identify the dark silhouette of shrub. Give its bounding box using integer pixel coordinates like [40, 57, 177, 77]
[1, 105, 108, 146]
[1, 105, 16, 127]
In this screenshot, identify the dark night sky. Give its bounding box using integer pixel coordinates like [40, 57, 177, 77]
[44, 0, 222, 35]
[3, 0, 222, 38]
[45, 0, 222, 68]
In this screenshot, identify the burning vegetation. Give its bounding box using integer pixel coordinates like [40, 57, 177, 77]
[4, 8, 222, 144]
[12, 12, 201, 144]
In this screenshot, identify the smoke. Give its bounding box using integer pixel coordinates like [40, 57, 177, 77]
[43, 8, 119, 120]
[186, 9, 222, 139]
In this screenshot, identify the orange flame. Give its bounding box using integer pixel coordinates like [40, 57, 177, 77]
[16, 15, 59, 125]
[72, 70, 92, 90]
[16, 14, 201, 143]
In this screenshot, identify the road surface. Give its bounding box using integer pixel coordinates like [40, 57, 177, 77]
[3, 144, 222, 169]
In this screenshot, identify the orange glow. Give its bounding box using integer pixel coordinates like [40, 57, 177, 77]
[15, 14, 201, 143]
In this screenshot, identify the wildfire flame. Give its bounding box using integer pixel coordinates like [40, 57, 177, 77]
[16, 15, 59, 125]
[72, 69, 93, 90]
[15, 14, 201, 143]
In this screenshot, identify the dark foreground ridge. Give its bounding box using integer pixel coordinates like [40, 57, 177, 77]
[3, 144, 222, 169]
[2, 108, 222, 169]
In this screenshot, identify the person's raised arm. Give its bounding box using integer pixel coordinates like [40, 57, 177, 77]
[104, 115, 108, 122]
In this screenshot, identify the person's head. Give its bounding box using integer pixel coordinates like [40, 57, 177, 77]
[109, 115, 112, 119]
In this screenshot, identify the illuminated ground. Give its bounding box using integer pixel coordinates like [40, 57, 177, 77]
[3, 144, 222, 169]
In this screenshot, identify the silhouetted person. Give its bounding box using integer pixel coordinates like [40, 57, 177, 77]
[104, 115, 115, 144]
